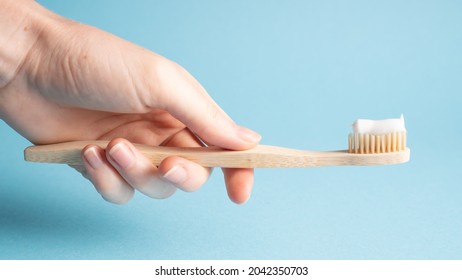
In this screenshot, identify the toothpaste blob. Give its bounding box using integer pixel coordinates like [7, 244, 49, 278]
[352, 114, 406, 135]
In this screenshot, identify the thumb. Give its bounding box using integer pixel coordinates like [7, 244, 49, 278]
[154, 60, 261, 150]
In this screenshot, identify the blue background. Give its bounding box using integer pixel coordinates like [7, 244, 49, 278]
[1, 0, 461, 259]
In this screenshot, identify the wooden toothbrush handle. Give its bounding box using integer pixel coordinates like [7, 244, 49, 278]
[24, 141, 410, 168]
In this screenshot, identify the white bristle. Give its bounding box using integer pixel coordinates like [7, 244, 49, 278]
[348, 132, 407, 154]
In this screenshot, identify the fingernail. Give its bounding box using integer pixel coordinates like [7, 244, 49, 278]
[162, 165, 188, 185]
[238, 126, 262, 143]
[109, 142, 134, 169]
[83, 147, 103, 169]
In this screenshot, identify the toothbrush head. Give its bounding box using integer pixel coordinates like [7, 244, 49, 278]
[348, 131, 407, 154]
[348, 115, 407, 154]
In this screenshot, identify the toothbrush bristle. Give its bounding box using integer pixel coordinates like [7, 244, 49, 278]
[348, 132, 406, 154]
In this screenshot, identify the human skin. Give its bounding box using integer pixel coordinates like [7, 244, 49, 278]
[0, 0, 261, 204]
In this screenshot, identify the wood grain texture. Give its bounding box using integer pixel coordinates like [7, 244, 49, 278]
[24, 141, 410, 168]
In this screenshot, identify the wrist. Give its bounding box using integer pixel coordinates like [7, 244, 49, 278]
[0, 0, 50, 89]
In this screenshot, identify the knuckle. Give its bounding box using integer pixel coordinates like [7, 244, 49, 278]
[101, 191, 133, 205]
[89, 173, 134, 204]
[134, 177, 177, 199]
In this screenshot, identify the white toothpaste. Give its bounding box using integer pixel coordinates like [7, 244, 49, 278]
[352, 114, 406, 135]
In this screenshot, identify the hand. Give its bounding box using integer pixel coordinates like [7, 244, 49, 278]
[0, 0, 261, 204]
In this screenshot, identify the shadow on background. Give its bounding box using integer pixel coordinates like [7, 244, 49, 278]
[0, 176, 169, 259]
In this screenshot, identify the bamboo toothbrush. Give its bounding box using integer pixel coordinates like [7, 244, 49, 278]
[24, 141, 409, 168]
[24, 117, 410, 168]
